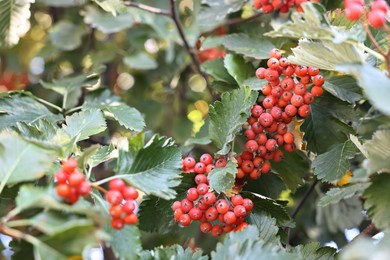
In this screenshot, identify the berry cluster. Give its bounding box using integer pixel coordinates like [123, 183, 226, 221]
[175, 154, 253, 236]
[345, 0, 389, 29]
[105, 179, 139, 230]
[239, 48, 324, 179]
[253, 0, 320, 13]
[55, 158, 91, 204]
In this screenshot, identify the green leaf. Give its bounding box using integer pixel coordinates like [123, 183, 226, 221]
[92, 0, 127, 15]
[124, 52, 158, 70]
[222, 34, 275, 60]
[323, 73, 362, 104]
[300, 93, 356, 154]
[212, 226, 296, 260]
[39, 0, 86, 7]
[106, 225, 142, 260]
[209, 86, 258, 155]
[201, 59, 236, 85]
[208, 161, 237, 194]
[363, 130, 390, 174]
[242, 192, 294, 228]
[364, 174, 390, 229]
[337, 65, 390, 115]
[224, 53, 254, 86]
[288, 39, 364, 71]
[271, 149, 311, 193]
[49, 21, 86, 51]
[87, 144, 117, 168]
[0, 94, 62, 130]
[0, 132, 56, 188]
[0, 0, 32, 47]
[102, 104, 145, 132]
[118, 135, 182, 200]
[318, 182, 370, 207]
[197, 0, 245, 28]
[292, 242, 337, 260]
[247, 214, 280, 244]
[15, 185, 101, 217]
[83, 5, 134, 34]
[62, 109, 107, 142]
[339, 231, 390, 260]
[312, 140, 359, 182]
[316, 197, 363, 233]
[141, 245, 207, 260]
[138, 174, 195, 233]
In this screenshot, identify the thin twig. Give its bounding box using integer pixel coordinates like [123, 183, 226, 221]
[292, 179, 318, 219]
[169, 0, 211, 95]
[363, 22, 386, 58]
[123, 1, 170, 16]
[91, 184, 108, 194]
[351, 223, 379, 243]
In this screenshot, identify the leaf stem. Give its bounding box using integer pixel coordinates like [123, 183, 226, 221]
[291, 179, 318, 219]
[123, 1, 170, 16]
[65, 106, 83, 115]
[92, 174, 130, 186]
[363, 22, 386, 58]
[31, 96, 62, 113]
[91, 183, 108, 194]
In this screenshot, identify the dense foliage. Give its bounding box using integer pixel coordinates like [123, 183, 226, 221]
[0, 0, 390, 259]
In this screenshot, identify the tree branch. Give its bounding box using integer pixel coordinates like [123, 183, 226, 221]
[351, 223, 380, 243]
[123, 1, 170, 16]
[292, 179, 318, 219]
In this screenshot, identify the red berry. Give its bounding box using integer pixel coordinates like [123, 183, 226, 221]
[171, 201, 182, 211]
[182, 156, 196, 169]
[194, 162, 206, 174]
[61, 158, 78, 174]
[245, 140, 259, 153]
[267, 57, 279, 69]
[368, 9, 387, 28]
[269, 48, 282, 59]
[181, 198, 194, 213]
[124, 213, 138, 225]
[262, 84, 272, 95]
[284, 143, 296, 152]
[109, 178, 126, 191]
[179, 214, 191, 226]
[371, 0, 389, 13]
[211, 225, 223, 237]
[57, 184, 71, 198]
[223, 211, 237, 225]
[259, 113, 273, 127]
[243, 198, 254, 211]
[206, 164, 215, 174]
[216, 199, 229, 214]
[197, 183, 209, 195]
[204, 192, 217, 205]
[294, 65, 308, 77]
[122, 186, 138, 200]
[298, 104, 311, 117]
[68, 172, 85, 187]
[256, 67, 266, 79]
[189, 207, 203, 220]
[200, 153, 213, 165]
[111, 218, 124, 230]
[283, 132, 294, 144]
[241, 160, 254, 174]
[345, 3, 364, 21]
[313, 75, 324, 86]
[195, 174, 208, 184]
[187, 187, 199, 201]
[265, 138, 278, 151]
[251, 105, 264, 118]
[231, 195, 244, 206]
[261, 161, 271, 174]
[215, 158, 227, 167]
[245, 129, 256, 140]
[109, 205, 123, 218]
[311, 86, 323, 96]
[55, 170, 68, 184]
[205, 207, 218, 221]
[304, 92, 314, 104]
[106, 190, 123, 205]
[123, 200, 136, 213]
[200, 222, 212, 233]
[78, 181, 91, 196]
[249, 169, 261, 179]
[234, 205, 247, 217]
[285, 104, 297, 117]
[174, 208, 184, 221]
[308, 67, 319, 76]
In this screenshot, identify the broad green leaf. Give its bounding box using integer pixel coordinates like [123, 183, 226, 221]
[242, 77, 268, 91]
[201, 58, 236, 85]
[13, 119, 57, 141]
[212, 226, 296, 260]
[224, 53, 254, 86]
[37, 222, 100, 257]
[209, 86, 258, 155]
[292, 242, 336, 260]
[339, 231, 390, 260]
[49, 21, 86, 51]
[247, 214, 280, 244]
[87, 144, 117, 168]
[312, 140, 359, 182]
[323, 73, 362, 104]
[300, 93, 356, 154]
[0, 94, 62, 130]
[0, 132, 56, 188]
[33, 243, 67, 260]
[316, 197, 363, 233]
[138, 174, 194, 233]
[363, 130, 390, 174]
[141, 245, 207, 260]
[62, 109, 107, 142]
[288, 39, 364, 71]
[118, 135, 182, 200]
[92, 0, 127, 15]
[38, 0, 86, 7]
[222, 34, 275, 60]
[244, 173, 286, 199]
[15, 185, 101, 217]
[318, 182, 370, 207]
[364, 174, 390, 229]
[0, 0, 32, 47]
[83, 5, 134, 34]
[271, 149, 311, 193]
[124, 52, 158, 70]
[197, 0, 245, 28]
[102, 104, 145, 132]
[337, 65, 390, 115]
[106, 225, 142, 260]
[208, 161, 237, 194]
[242, 192, 294, 228]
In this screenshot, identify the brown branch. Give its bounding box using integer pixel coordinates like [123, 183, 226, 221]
[123, 1, 170, 16]
[351, 223, 380, 243]
[363, 22, 386, 58]
[292, 179, 318, 219]
[169, 0, 212, 95]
